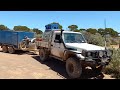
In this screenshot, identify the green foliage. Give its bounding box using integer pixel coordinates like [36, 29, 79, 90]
[0, 24, 10, 30]
[79, 29, 86, 31]
[98, 28, 118, 37]
[32, 28, 43, 34]
[105, 28, 118, 37]
[68, 25, 78, 31]
[74, 29, 80, 32]
[98, 28, 105, 35]
[104, 49, 120, 79]
[35, 34, 42, 38]
[81, 31, 105, 46]
[13, 26, 30, 32]
[86, 28, 98, 34]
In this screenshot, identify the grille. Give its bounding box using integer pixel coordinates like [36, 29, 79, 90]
[91, 51, 99, 58]
[86, 51, 107, 58]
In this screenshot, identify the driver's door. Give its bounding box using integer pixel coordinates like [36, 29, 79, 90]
[51, 33, 65, 58]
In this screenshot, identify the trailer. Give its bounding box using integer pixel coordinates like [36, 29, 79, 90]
[0, 30, 36, 54]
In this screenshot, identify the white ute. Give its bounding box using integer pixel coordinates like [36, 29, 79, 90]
[35, 30, 113, 79]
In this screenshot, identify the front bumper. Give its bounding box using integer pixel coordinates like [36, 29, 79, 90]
[81, 57, 111, 67]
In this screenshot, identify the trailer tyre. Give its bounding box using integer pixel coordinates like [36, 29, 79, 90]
[39, 49, 49, 62]
[8, 47, 15, 54]
[2, 46, 8, 53]
[66, 57, 82, 79]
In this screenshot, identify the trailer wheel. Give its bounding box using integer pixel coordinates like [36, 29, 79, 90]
[66, 57, 82, 79]
[2, 46, 8, 53]
[8, 46, 15, 54]
[39, 49, 49, 62]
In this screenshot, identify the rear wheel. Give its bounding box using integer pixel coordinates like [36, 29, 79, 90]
[2, 46, 8, 53]
[8, 46, 15, 54]
[39, 49, 49, 62]
[66, 57, 82, 79]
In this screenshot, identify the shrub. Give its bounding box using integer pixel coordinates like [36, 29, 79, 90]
[81, 31, 105, 46]
[104, 48, 120, 79]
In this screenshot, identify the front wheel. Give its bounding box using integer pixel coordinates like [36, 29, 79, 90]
[66, 57, 82, 79]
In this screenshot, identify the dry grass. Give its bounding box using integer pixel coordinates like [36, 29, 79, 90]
[110, 45, 119, 49]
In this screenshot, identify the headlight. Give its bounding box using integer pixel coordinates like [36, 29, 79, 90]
[106, 50, 113, 56]
[103, 51, 107, 56]
[82, 50, 86, 56]
[99, 51, 103, 57]
[87, 52, 91, 56]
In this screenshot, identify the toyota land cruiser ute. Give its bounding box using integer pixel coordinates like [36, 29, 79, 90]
[36, 30, 113, 79]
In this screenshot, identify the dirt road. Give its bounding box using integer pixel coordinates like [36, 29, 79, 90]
[0, 48, 114, 79]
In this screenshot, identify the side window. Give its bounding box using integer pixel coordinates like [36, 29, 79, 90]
[55, 34, 60, 40]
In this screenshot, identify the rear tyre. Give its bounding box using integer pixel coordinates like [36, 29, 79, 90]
[66, 57, 82, 79]
[39, 49, 49, 62]
[8, 46, 15, 54]
[2, 46, 8, 53]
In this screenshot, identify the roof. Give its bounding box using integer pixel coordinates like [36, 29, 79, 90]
[53, 30, 82, 34]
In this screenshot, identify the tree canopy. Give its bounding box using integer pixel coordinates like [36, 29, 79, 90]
[86, 28, 98, 34]
[0, 24, 10, 30]
[68, 25, 78, 31]
[32, 28, 43, 34]
[98, 28, 118, 37]
[13, 26, 30, 32]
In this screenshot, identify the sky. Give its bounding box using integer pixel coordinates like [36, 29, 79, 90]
[0, 11, 120, 32]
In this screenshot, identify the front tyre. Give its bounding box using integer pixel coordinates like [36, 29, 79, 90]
[66, 57, 82, 79]
[39, 49, 49, 62]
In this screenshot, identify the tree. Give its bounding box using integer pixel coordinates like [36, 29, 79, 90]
[98, 28, 118, 37]
[68, 25, 78, 31]
[79, 29, 86, 31]
[13, 26, 30, 32]
[0, 24, 10, 30]
[51, 22, 63, 29]
[74, 30, 80, 32]
[32, 28, 43, 34]
[98, 28, 105, 35]
[86, 28, 98, 34]
[105, 28, 118, 37]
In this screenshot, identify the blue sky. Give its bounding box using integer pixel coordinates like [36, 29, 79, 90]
[0, 11, 120, 32]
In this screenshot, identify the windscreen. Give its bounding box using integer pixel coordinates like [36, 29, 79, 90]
[63, 33, 86, 43]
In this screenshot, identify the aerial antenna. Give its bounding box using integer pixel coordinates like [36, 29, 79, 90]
[104, 19, 107, 50]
